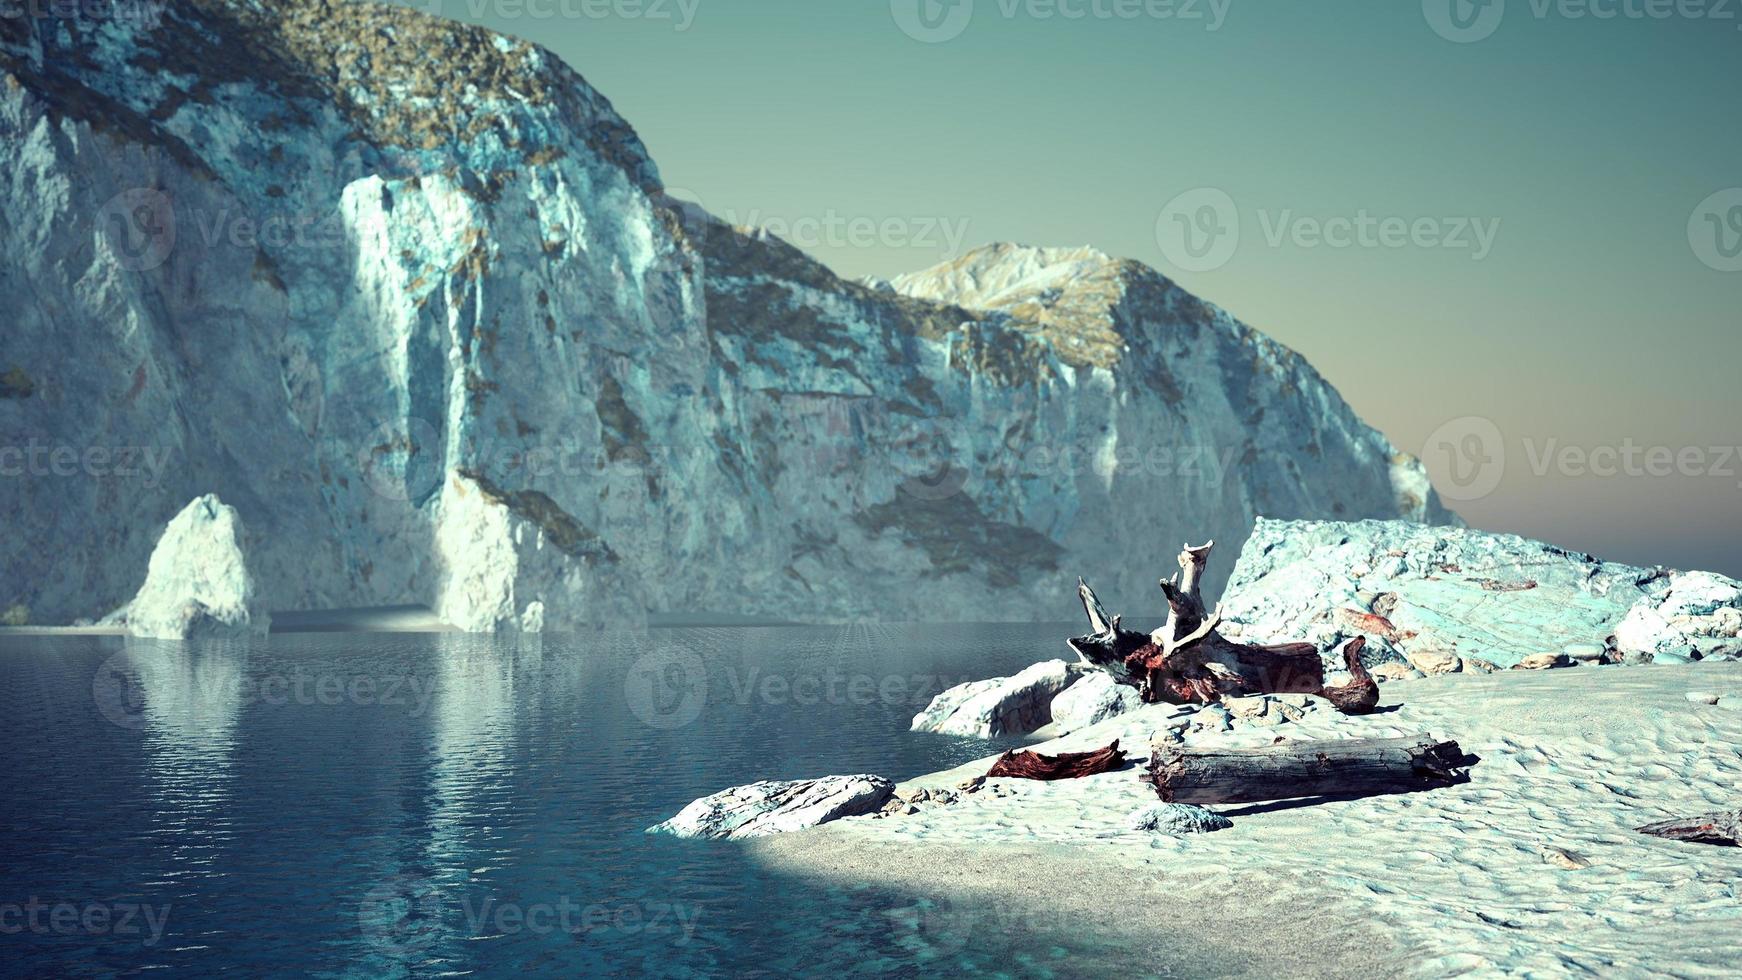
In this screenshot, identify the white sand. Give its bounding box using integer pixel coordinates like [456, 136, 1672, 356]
[747, 662, 1742, 977]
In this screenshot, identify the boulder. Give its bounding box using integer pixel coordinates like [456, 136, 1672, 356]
[1223, 519, 1742, 670]
[1513, 653, 1571, 670]
[911, 660, 1080, 738]
[109, 496, 268, 640]
[1613, 572, 1742, 662]
[1048, 671, 1144, 733]
[1127, 802, 1232, 835]
[647, 775, 894, 840]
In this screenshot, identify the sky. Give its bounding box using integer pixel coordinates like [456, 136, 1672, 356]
[401, 0, 1740, 577]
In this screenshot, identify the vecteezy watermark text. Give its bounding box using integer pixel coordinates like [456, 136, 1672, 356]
[0, 899, 171, 947]
[1422, 416, 1742, 502]
[0, 442, 172, 488]
[1423, 0, 1742, 44]
[1156, 188, 1501, 272]
[412, 0, 700, 30]
[891, 0, 1231, 43]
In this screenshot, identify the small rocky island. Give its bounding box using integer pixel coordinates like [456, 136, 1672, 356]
[652, 518, 1742, 975]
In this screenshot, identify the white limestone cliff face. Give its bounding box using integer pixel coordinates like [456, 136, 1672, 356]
[110, 495, 267, 639]
[0, 1, 1450, 631]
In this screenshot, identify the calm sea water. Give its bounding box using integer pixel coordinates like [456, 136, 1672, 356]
[0, 624, 1113, 978]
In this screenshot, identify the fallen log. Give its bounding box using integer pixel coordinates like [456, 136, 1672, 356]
[1143, 734, 1477, 804]
[1067, 540, 1378, 713]
[986, 739, 1127, 781]
[1636, 810, 1742, 846]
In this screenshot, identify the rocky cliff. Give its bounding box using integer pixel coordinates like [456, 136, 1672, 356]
[0, 0, 1450, 630]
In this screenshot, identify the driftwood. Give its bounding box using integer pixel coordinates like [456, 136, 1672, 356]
[1069, 540, 1379, 714]
[1143, 734, 1477, 804]
[986, 739, 1127, 781]
[1636, 810, 1742, 846]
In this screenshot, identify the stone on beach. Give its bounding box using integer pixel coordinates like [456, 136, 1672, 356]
[1049, 671, 1145, 733]
[107, 495, 269, 640]
[647, 775, 894, 840]
[1513, 653, 1571, 670]
[910, 660, 1081, 738]
[1127, 802, 1232, 835]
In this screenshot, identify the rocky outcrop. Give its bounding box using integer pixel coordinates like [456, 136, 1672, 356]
[1048, 671, 1144, 733]
[646, 775, 893, 840]
[1613, 572, 1742, 662]
[910, 660, 1081, 738]
[108, 495, 267, 639]
[1220, 519, 1742, 669]
[0, 0, 1450, 631]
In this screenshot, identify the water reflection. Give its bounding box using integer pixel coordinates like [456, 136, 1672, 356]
[98, 640, 247, 881]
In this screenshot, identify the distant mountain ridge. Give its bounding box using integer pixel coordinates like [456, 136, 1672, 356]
[0, 0, 1450, 629]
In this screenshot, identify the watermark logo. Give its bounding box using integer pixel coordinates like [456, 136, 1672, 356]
[412, 0, 700, 31]
[1422, 415, 1505, 502]
[891, 0, 975, 42]
[0, 0, 168, 25]
[1689, 188, 1742, 272]
[889, 418, 974, 502]
[357, 416, 444, 504]
[91, 654, 149, 731]
[0, 898, 171, 947]
[1155, 187, 1240, 273]
[625, 645, 707, 729]
[1156, 190, 1501, 272]
[358, 874, 446, 958]
[1423, 0, 1506, 42]
[97, 188, 176, 273]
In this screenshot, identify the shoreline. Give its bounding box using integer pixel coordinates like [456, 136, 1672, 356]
[744, 663, 1742, 977]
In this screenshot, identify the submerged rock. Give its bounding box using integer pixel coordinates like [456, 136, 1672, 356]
[1222, 519, 1742, 670]
[1049, 671, 1144, 733]
[647, 775, 893, 840]
[911, 660, 1080, 738]
[110, 496, 268, 640]
[1127, 802, 1232, 835]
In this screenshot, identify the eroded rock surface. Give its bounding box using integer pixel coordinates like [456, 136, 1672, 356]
[109, 495, 267, 639]
[1221, 519, 1742, 669]
[911, 660, 1080, 738]
[646, 775, 893, 840]
[1049, 671, 1145, 733]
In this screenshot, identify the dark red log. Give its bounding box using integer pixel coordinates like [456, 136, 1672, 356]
[986, 739, 1127, 781]
[1636, 810, 1742, 846]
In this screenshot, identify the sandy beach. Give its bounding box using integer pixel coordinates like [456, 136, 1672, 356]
[746, 662, 1742, 977]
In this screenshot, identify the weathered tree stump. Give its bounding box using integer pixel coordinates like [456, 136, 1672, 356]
[1143, 734, 1478, 804]
[986, 739, 1127, 781]
[1067, 540, 1381, 714]
[1636, 810, 1742, 846]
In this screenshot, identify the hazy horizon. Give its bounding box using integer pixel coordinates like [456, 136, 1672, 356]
[393, 0, 1740, 578]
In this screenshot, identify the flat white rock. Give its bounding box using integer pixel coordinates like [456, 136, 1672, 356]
[647, 775, 893, 840]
